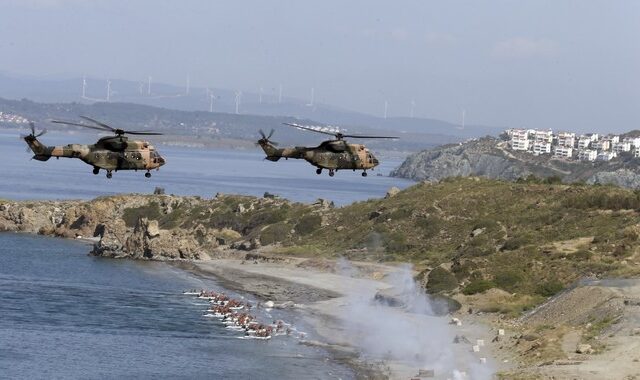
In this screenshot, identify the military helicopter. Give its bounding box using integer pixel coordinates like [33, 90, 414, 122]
[23, 116, 166, 179]
[257, 123, 397, 177]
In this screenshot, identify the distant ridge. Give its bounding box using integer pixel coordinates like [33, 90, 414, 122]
[0, 73, 502, 139]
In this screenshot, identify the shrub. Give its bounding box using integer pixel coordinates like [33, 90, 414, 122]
[426, 267, 458, 294]
[294, 214, 322, 235]
[259, 223, 291, 245]
[462, 279, 495, 295]
[501, 236, 530, 251]
[494, 270, 524, 292]
[535, 280, 564, 297]
[122, 202, 162, 227]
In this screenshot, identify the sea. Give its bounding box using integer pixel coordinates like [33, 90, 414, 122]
[0, 130, 413, 205]
[0, 130, 416, 379]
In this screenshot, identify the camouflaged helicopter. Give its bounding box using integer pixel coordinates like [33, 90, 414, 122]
[257, 122, 397, 177]
[23, 116, 165, 179]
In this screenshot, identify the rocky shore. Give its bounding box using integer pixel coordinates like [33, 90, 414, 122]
[0, 193, 331, 261]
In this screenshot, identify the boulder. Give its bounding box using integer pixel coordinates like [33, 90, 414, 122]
[385, 187, 401, 198]
[576, 344, 594, 354]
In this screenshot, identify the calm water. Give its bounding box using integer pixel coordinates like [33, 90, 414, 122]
[0, 233, 354, 379]
[0, 131, 414, 205]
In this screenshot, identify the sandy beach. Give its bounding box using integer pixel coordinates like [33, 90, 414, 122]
[176, 257, 502, 380]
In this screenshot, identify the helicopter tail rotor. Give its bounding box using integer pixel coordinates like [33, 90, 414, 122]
[21, 122, 47, 140]
[257, 128, 279, 146]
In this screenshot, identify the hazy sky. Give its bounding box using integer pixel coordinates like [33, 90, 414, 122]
[1, 0, 639, 131]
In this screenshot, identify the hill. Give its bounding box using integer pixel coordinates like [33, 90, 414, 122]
[0, 73, 502, 139]
[0, 97, 458, 152]
[1, 178, 638, 309]
[391, 136, 640, 188]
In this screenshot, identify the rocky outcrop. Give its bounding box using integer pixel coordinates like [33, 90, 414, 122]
[0, 194, 305, 261]
[391, 137, 640, 188]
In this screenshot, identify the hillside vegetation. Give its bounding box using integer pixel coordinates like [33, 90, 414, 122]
[1, 178, 639, 313]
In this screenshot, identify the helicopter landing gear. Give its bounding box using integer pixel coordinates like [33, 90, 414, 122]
[328, 170, 335, 177]
[92, 167, 99, 175]
[362, 171, 368, 177]
[316, 168, 322, 175]
[145, 172, 151, 178]
[106, 171, 113, 179]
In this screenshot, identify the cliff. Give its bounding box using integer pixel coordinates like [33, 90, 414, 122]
[391, 137, 640, 188]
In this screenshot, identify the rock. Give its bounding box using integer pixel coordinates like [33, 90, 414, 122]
[576, 344, 593, 354]
[335, 226, 345, 232]
[313, 198, 334, 209]
[630, 328, 640, 336]
[146, 220, 161, 238]
[235, 203, 246, 213]
[274, 301, 295, 309]
[264, 300, 275, 308]
[153, 187, 165, 195]
[369, 211, 382, 220]
[385, 187, 401, 198]
[471, 227, 486, 237]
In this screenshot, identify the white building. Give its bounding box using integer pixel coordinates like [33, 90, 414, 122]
[533, 142, 552, 155]
[511, 138, 530, 151]
[556, 132, 576, 147]
[578, 137, 592, 149]
[613, 141, 632, 153]
[596, 151, 617, 161]
[554, 146, 573, 159]
[578, 149, 598, 161]
[623, 137, 640, 147]
[593, 140, 611, 151]
[634, 149, 640, 158]
[608, 135, 620, 144]
[534, 130, 553, 144]
[508, 129, 529, 140]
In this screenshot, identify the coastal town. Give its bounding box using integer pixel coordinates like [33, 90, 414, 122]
[505, 128, 640, 162]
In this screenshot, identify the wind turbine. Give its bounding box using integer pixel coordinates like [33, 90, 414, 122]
[384, 100, 389, 119]
[278, 84, 283, 104]
[209, 92, 216, 112]
[147, 76, 152, 95]
[106, 79, 112, 102]
[81, 76, 87, 99]
[259, 87, 264, 104]
[410, 99, 416, 118]
[307, 87, 315, 107]
[235, 91, 242, 114]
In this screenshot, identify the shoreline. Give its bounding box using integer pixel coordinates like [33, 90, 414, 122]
[175, 257, 502, 380]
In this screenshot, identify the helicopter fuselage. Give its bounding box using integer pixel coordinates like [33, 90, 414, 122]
[259, 139, 379, 175]
[24, 134, 165, 177]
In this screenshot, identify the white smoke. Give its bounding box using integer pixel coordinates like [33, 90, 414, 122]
[336, 259, 494, 380]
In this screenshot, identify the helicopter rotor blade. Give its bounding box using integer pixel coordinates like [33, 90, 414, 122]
[79, 116, 116, 132]
[341, 134, 398, 139]
[51, 120, 111, 132]
[267, 128, 275, 139]
[258, 129, 266, 139]
[123, 131, 164, 136]
[35, 128, 47, 137]
[282, 123, 337, 137]
[29, 122, 36, 135]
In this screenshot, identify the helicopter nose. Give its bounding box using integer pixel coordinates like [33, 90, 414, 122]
[156, 156, 166, 166]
